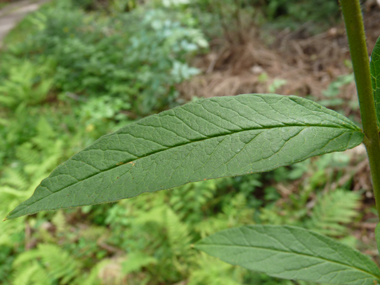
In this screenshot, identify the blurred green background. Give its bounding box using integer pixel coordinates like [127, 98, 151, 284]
[0, 0, 379, 284]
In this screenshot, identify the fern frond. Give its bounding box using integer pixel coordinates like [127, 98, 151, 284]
[14, 244, 83, 285]
[0, 186, 30, 214]
[12, 257, 51, 285]
[0, 186, 29, 198]
[0, 210, 25, 246]
[36, 142, 64, 172]
[0, 168, 27, 189]
[12, 262, 41, 285]
[33, 117, 56, 145]
[29, 265, 51, 285]
[0, 61, 52, 109]
[170, 180, 218, 223]
[13, 250, 41, 268]
[122, 253, 157, 275]
[306, 189, 361, 237]
[188, 253, 244, 285]
[164, 208, 192, 257]
[37, 244, 82, 284]
[15, 142, 40, 165]
[194, 214, 230, 238]
[51, 210, 67, 234]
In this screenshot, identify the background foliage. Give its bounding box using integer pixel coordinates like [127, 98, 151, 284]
[0, 0, 373, 284]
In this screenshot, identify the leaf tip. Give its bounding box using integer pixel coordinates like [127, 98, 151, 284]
[4, 209, 18, 221]
[192, 240, 206, 251]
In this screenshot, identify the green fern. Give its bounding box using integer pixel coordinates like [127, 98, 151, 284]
[194, 193, 255, 238]
[188, 253, 244, 285]
[122, 252, 157, 275]
[13, 244, 82, 285]
[39, 244, 82, 284]
[51, 210, 68, 234]
[12, 262, 41, 285]
[0, 168, 27, 190]
[133, 205, 193, 259]
[0, 60, 54, 110]
[15, 142, 41, 165]
[13, 255, 51, 285]
[169, 179, 219, 223]
[0, 211, 25, 246]
[305, 189, 361, 237]
[15, 116, 61, 167]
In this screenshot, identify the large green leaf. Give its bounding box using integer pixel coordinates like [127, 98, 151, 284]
[370, 36, 380, 127]
[375, 224, 380, 257]
[195, 225, 380, 285]
[6, 94, 363, 219]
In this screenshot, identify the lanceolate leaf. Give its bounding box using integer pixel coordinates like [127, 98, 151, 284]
[375, 224, 380, 256]
[195, 225, 380, 285]
[370, 36, 380, 127]
[6, 94, 363, 219]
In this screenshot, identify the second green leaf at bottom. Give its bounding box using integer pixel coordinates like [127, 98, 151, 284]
[195, 225, 380, 285]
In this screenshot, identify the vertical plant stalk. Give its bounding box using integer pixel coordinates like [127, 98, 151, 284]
[340, 0, 380, 216]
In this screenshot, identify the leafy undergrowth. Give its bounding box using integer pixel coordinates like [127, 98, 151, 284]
[0, 0, 373, 284]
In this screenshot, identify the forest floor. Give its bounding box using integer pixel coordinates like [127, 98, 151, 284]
[0, 0, 49, 45]
[181, 2, 380, 104]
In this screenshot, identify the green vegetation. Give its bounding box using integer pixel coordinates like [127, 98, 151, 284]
[1, 0, 378, 284]
[259, 0, 340, 31]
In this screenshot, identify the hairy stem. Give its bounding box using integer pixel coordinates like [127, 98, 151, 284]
[340, 0, 380, 216]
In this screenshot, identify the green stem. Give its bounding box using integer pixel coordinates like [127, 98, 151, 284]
[340, 0, 380, 217]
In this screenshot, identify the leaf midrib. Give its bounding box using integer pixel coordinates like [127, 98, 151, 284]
[196, 243, 380, 280]
[55, 123, 360, 188]
[11, 123, 361, 218]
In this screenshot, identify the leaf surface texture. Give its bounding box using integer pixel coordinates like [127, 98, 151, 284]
[371, 36, 380, 127]
[195, 225, 380, 285]
[7, 94, 363, 219]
